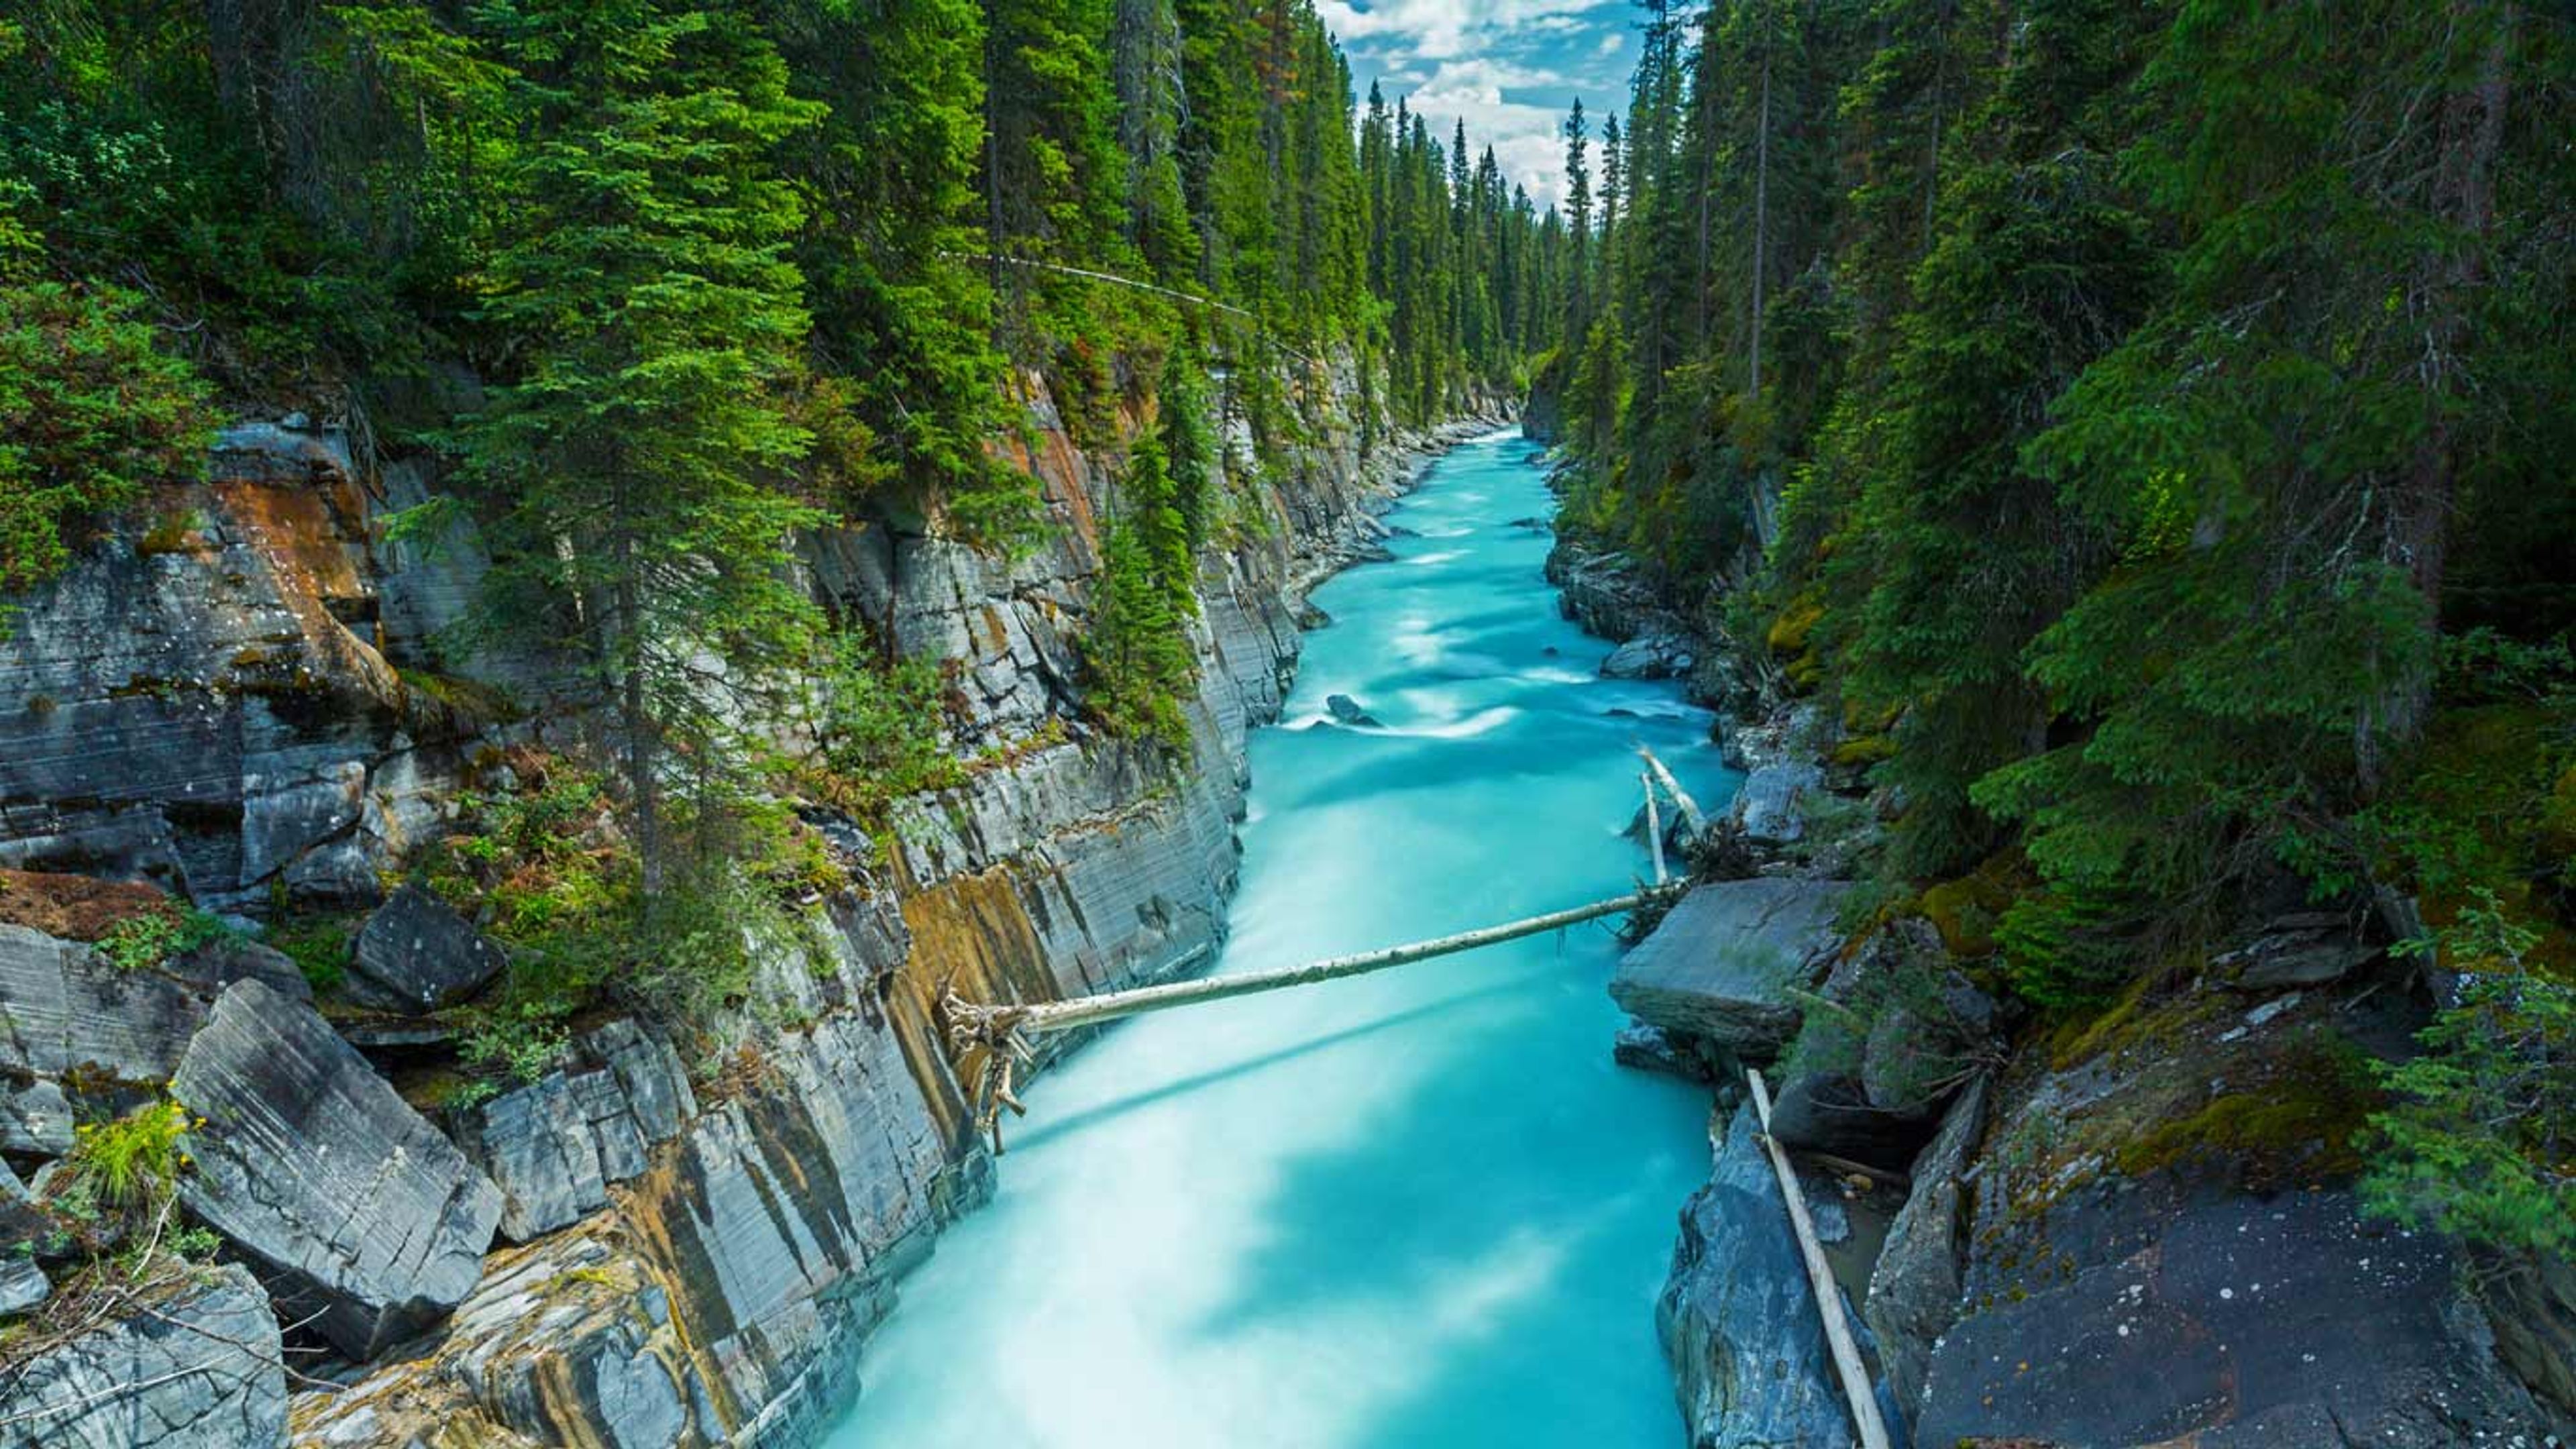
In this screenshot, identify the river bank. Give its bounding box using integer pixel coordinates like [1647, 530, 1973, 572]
[1547, 459, 2575, 1445]
[0, 366, 1513, 1448]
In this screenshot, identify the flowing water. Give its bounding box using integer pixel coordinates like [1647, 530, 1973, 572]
[820, 431, 1739, 1448]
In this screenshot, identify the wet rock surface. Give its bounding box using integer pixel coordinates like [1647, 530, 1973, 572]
[170, 979, 503, 1361]
[0, 1263, 286, 1449]
[1609, 878, 1847, 1061]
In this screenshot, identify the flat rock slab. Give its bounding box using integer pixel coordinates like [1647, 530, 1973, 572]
[1917, 1183, 2553, 1446]
[1727, 761, 1822, 845]
[1610, 879, 1847, 1061]
[170, 979, 502, 1360]
[0, 1263, 284, 1449]
[344, 884, 508, 1015]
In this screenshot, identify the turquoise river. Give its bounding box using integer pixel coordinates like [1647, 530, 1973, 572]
[820, 429, 1741, 1448]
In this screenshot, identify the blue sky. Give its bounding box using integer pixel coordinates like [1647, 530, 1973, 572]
[1318, 0, 1638, 212]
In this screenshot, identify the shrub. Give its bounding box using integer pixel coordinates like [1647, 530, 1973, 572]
[0, 277, 217, 631]
[65, 1099, 191, 1216]
[95, 906, 231, 972]
[2363, 892, 2575, 1258]
[804, 639, 964, 813]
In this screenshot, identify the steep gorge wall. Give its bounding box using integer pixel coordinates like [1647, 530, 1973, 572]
[0, 357, 1509, 1447]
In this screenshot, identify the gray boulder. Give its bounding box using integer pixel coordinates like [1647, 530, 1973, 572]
[1613, 1022, 1713, 1082]
[1600, 632, 1693, 680]
[170, 979, 503, 1360]
[0, 923, 205, 1083]
[1727, 761, 1822, 845]
[1609, 879, 1848, 1062]
[1660, 1102, 1858, 1448]
[0, 1263, 284, 1449]
[1864, 1077, 1986, 1417]
[345, 884, 509, 1014]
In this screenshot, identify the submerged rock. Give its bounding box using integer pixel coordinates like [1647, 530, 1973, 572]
[344, 883, 509, 1015]
[1613, 1022, 1715, 1082]
[0, 1263, 284, 1449]
[1609, 879, 1848, 1062]
[1324, 694, 1383, 728]
[1660, 1102, 1858, 1448]
[170, 979, 503, 1360]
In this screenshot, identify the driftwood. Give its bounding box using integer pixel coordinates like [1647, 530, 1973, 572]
[943, 882, 1686, 1151]
[1747, 1067, 1894, 1449]
[1637, 746, 1708, 836]
[1642, 772, 1668, 885]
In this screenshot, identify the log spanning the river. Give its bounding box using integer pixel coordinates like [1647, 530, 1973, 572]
[941, 880, 1688, 1152]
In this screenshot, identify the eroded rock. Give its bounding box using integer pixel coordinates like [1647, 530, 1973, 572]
[0, 1263, 284, 1449]
[464, 1018, 698, 1242]
[171, 979, 502, 1360]
[1660, 1102, 1857, 1448]
[1864, 1076, 1986, 1417]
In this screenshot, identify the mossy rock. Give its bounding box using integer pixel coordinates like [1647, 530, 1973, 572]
[2539, 763, 2576, 859]
[1829, 733, 1896, 769]
[1765, 592, 1824, 658]
[2110, 1033, 2380, 1187]
[1919, 872, 2012, 958]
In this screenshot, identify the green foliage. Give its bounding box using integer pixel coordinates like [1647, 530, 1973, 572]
[66, 1099, 191, 1215]
[1084, 426, 1200, 749]
[265, 916, 357, 994]
[2365, 892, 2575, 1258]
[95, 906, 231, 973]
[454, 1004, 571, 1105]
[0, 278, 217, 629]
[804, 640, 965, 813]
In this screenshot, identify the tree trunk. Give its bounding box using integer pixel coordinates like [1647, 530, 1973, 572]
[2363, 1, 2513, 788]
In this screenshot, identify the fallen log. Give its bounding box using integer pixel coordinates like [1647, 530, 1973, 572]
[1747, 1066, 1894, 1449]
[943, 881, 1687, 1150]
[1637, 746, 1708, 837]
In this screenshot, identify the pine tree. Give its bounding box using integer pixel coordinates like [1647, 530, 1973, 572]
[454, 0, 828, 888]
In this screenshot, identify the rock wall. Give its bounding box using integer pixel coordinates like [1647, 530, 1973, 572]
[0, 352, 1509, 1446]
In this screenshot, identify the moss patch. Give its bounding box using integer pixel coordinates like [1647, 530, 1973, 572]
[2112, 1033, 2380, 1187]
[1920, 869, 2014, 958]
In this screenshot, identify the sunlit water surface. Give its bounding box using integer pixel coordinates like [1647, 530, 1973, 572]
[819, 431, 1738, 1449]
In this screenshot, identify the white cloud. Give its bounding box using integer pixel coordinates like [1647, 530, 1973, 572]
[1324, 0, 1629, 207]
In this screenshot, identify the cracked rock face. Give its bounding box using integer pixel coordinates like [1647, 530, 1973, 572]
[462, 1019, 698, 1242]
[0, 1263, 286, 1449]
[0, 923, 209, 1152]
[170, 979, 503, 1361]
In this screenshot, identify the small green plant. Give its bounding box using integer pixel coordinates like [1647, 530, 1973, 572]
[803, 639, 965, 814]
[66, 1099, 192, 1215]
[455, 1005, 570, 1099]
[95, 907, 231, 972]
[265, 916, 356, 994]
[2363, 890, 2575, 1258]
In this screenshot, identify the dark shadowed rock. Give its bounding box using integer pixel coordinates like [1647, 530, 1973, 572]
[0, 1161, 46, 1313]
[166, 936, 311, 1002]
[1660, 1102, 1858, 1448]
[1865, 1076, 1986, 1418]
[345, 883, 508, 1015]
[0, 1263, 283, 1449]
[2481, 1249, 2576, 1419]
[1610, 879, 1848, 1062]
[1916, 1181, 2553, 1446]
[1613, 1022, 1715, 1082]
[2219, 926, 2378, 990]
[1766, 1070, 1937, 1167]
[170, 979, 502, 1360]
